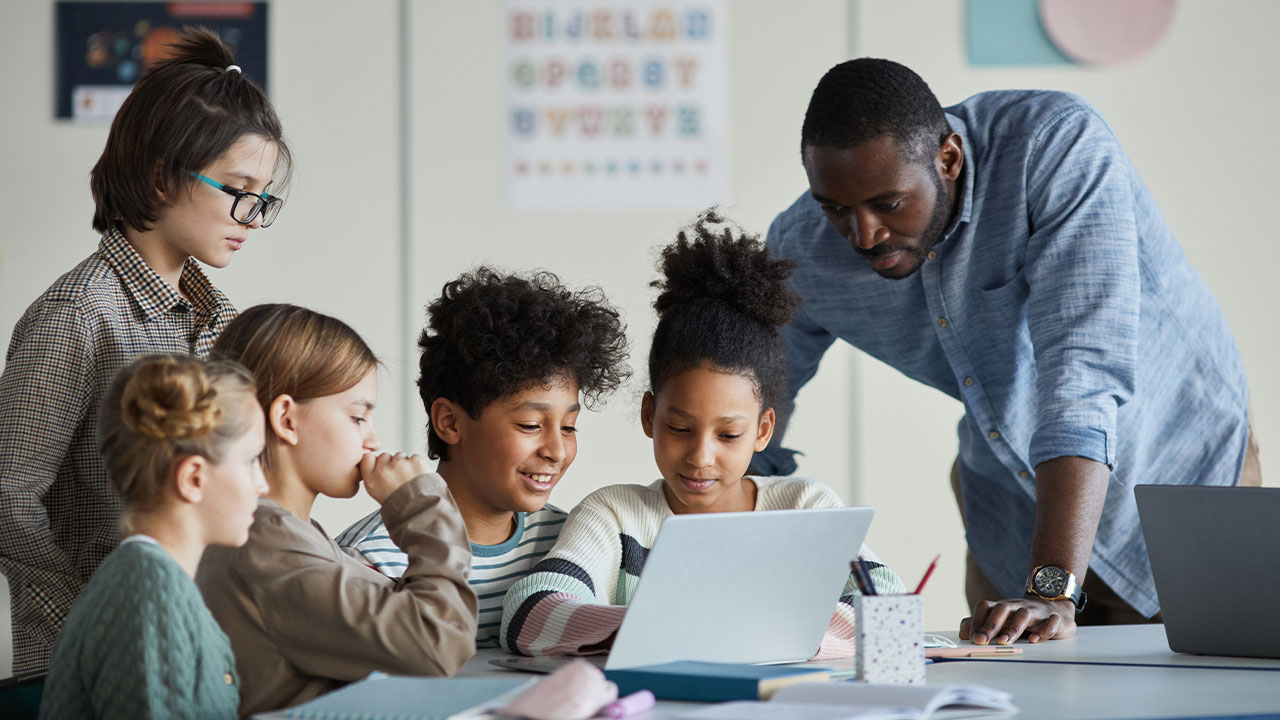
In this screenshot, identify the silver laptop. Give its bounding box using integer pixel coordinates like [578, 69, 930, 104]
[493, 506, 875, 671]
[1136, 484, 1280, 659]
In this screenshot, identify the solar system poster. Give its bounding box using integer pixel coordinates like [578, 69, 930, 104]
[55, 2, 268, 121]
[506, 1, 728, 211]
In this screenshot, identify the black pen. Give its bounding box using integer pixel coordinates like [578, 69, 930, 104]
[859, 558, 879, 596]
[849, 559, 872, 595]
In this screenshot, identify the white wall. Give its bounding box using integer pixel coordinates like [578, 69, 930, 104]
[0, 0, 859, 567]
[2, 0, 1275, 632]
[403, 0, 856, 510]
[0, 0, 410, 531]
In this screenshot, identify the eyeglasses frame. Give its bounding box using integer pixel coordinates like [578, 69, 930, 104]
[186, 171, 282, 227]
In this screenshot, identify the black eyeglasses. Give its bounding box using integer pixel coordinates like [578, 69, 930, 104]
[188, 171, 283, 228]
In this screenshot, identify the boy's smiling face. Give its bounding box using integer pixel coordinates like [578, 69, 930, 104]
[437, 375, 581, 526]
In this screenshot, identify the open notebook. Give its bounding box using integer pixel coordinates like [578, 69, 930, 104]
[676, 682, 1016, 720]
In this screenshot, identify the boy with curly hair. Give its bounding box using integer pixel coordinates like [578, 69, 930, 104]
[338, 268, 629, 647]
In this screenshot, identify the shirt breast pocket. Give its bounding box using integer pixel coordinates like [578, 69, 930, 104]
[975, 269, 1033, 368]
[978, 268, 1029, 320]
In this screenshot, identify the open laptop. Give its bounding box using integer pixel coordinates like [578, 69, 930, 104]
[492, 506, 875, 671]
[1135, 484, 1280, 659]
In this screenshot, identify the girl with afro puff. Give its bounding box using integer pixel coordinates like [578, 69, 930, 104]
[499, 209, 904, 659]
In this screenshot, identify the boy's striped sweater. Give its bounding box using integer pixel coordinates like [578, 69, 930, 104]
[499, 476, 905, 658]
[337, 505, 567, 647]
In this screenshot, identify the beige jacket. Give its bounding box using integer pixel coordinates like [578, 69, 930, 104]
[196, 473, 477, 717]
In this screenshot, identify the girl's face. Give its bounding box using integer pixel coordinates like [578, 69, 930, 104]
[288, 369, 381, 499]
[153, 133, 279, 268]
[641, 365, 775, 515]
[203, 397, 269, 547]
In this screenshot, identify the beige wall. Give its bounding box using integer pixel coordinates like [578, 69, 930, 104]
[2, 0, 1275, 631]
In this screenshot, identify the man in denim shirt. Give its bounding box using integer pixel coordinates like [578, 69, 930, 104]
[754, 59, 1260, 645]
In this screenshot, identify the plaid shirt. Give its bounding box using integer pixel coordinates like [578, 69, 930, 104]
[0, 229, 235, 675]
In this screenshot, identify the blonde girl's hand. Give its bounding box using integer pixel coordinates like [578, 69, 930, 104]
[359, 451, 432, 505]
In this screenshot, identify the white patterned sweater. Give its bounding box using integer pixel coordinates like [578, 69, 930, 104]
[499, 476, 905, 658]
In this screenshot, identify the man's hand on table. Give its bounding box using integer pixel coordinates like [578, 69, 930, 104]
[959, 596, 1077, 645]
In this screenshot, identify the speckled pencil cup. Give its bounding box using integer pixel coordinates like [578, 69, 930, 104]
[854, 594, 925, 685]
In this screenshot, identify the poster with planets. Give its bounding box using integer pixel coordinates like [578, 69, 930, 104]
[55, 2, 268, 121]
[506, 0, 728, 211]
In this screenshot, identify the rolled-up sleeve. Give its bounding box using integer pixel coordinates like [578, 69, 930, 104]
[1023, 108, 1139, 470]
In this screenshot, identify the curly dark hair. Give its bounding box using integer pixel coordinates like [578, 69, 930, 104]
[419, 268, 630, 460]
[649, 209, 800, 412]
[801, 58, 949, 164]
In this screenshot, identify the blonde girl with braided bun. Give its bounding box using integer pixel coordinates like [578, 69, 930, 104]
[40, 354, 267, 720]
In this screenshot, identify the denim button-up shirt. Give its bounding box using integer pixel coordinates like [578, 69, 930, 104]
[756, 90, 1250, 617]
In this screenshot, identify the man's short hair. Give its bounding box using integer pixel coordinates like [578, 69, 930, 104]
[801, 58, 949, 164]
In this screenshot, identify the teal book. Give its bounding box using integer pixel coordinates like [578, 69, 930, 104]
[603, 661, 832, 702]
[281, 674, 532, 720]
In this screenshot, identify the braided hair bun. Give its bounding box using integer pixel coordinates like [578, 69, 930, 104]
[120, 357, 222, 440]
[99, 354, 256, 526]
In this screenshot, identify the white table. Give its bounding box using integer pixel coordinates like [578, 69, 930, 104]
[927, 624, 1280, 670]
[455, 625, 1280, 719]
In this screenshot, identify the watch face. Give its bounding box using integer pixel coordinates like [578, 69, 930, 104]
[1034, 566, 1068, 596]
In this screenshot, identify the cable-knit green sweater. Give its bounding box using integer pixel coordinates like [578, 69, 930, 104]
[39, 537, 240, 720]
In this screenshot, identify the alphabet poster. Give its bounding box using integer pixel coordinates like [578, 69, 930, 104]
[506, 1, 728, 210]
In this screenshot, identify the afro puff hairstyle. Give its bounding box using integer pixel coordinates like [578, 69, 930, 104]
[419, 268, 630, 460]
[648, 208, 800, 413]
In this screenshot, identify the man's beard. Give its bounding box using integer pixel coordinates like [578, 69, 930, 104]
[866, 170, 952, 280]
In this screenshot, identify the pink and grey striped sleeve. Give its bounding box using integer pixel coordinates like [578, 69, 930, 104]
[499, 499, 630, 655]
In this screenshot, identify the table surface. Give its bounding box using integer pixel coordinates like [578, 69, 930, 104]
[454, 625, 1280, 719]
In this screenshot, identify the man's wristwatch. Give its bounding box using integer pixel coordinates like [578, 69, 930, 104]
[1024, 564, 1087, 612]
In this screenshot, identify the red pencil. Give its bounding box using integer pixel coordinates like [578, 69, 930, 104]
[913, 553, 940, 595]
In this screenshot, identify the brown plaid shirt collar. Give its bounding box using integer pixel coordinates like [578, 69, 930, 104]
[98, 228, 225, 325]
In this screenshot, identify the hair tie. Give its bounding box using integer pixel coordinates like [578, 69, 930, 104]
[225, 64, 242, 74]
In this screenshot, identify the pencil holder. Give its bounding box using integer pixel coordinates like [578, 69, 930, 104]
[854, 594, 925, 685]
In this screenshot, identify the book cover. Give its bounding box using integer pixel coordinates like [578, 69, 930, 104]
[604, 661, 832, 702]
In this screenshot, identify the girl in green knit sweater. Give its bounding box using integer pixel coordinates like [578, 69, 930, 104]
[40, 354, 268, 720]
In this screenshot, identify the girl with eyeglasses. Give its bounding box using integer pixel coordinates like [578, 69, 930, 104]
[0, 26, 291, 676]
